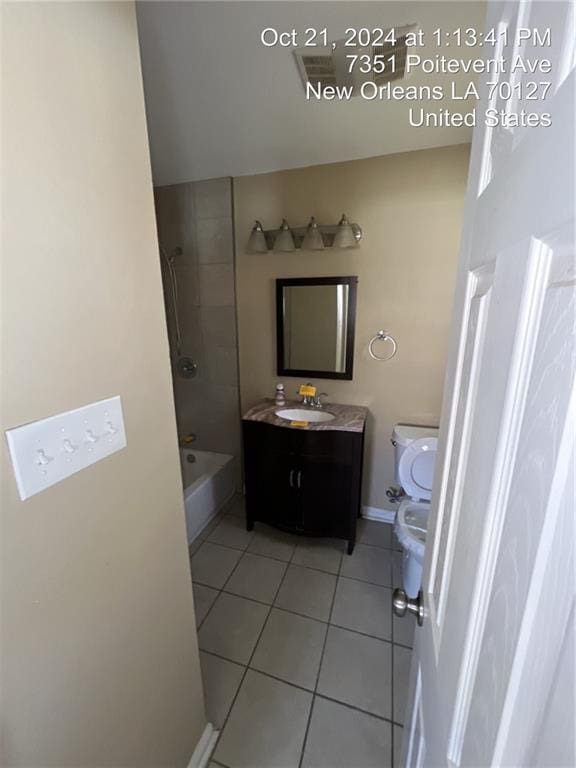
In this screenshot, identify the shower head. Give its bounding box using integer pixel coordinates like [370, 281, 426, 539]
[160, 245, 182, 264]
[159, 244, 183, 356]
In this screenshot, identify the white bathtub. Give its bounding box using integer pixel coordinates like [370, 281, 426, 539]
[180, 449, 236, 544]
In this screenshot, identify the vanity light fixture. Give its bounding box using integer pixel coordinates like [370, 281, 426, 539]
[246, 220, 268, 253]
[246, 214, 362, 253]
[301, 217, 325, 251]
[274, 219, 296, 252]
[333, 214, 358, 249]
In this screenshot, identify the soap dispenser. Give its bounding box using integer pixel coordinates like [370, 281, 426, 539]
[275, 383, 286, 406]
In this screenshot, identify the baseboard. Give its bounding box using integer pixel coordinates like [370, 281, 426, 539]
[187, 722, 219, 768]
[362, 505, 396, 524]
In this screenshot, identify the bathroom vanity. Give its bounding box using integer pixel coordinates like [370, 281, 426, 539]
[242, 399, 367, 554]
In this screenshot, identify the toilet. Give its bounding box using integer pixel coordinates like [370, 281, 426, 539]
[392, 424, 439, 598]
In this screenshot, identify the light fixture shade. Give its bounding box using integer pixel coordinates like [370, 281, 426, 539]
[301, 217, 325, 251]
[333, 214, 357, 249]
[274, 219, 295, 252]
[247, 220, 268, 253]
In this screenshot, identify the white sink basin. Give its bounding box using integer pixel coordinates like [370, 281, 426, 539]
[276, 408, 336, 424]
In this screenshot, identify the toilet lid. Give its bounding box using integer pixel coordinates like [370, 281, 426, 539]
[398, 437, 437, 501]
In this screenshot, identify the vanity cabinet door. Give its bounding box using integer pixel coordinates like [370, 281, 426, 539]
[298, 455, 353, 538]
[243, 422, 301, 531]
[253, 449, 301, 531]
[243, 421, 364, 551]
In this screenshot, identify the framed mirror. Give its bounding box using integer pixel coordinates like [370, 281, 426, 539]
[276, 276, 358, 380]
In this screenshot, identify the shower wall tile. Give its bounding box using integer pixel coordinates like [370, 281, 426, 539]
[155, 183, 196, 258]
[197, 218, 233, 264]
[198, 408, 241, 457]
[206, 347, 239, 387]
[194, 178, 232, 220]
[199, 264, 235, 307]
[154, 176, 241, 461]
[179, 263, 201, 307]
[210, 384, 239, 405]
[173, 378, 209, 413]
[179, 305, 203, 354]
[201, 307, 237, 348]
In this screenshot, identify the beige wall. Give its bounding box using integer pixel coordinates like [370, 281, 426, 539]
[0, 4, 205, 766]
[234, 145, 469, 509]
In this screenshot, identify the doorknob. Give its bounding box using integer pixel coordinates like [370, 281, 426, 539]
[392, 588, 424, 626]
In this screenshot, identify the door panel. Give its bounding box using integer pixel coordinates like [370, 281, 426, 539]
[445, 237, 554, 766]
[460, 234, 575, 766]
[429, 266, 493, 637]
[405, 669, 425, 768]
[405, 2, 576, 765]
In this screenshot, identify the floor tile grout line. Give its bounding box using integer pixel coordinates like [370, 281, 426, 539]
[199, 648, 407, 729]
[218, 539, 289, 606]
[195, 563, 397, 592]
[194, 529, 400, 582]
[200, 648, 247, 671]
[195, 580, 227, 633]
[195, 579, 414, 650]
[219, 547, 254, 595]
[194, 509, 409, 749]
[272, 603, 327, 627]
[194, 524, 399, 560]
[245, 662, 315, 695]
[194, 545, 251, 632]
[210, 545, 295, 762]
[206, 603, 270, 757]
[297, 540, 343, 768]
[314, 691, 405, 727]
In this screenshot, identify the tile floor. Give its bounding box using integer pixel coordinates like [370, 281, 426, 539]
[190, 495, 414, 768]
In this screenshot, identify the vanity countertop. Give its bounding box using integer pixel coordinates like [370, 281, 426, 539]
[242, 399, 368, 433]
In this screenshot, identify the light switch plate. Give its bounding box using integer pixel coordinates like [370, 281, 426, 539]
[5, 396, 127, 500]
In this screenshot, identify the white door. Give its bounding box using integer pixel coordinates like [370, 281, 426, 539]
[400, 2, 576, 765]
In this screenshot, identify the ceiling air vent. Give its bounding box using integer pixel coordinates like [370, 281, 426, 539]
[298, 55, 337, 88]
[373, 35, 408, 85]
[294, 25, 415, 97]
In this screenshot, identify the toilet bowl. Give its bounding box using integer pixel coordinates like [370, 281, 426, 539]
[391, 425, 438, 597]
[395, 500, 428, 598]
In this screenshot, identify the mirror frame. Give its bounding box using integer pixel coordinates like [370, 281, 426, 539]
[275, 276, 359, 381]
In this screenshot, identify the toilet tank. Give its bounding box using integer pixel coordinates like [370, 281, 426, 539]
[392, 424, 439, 486]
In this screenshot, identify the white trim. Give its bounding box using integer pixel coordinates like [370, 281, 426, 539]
[362, 505, 396, 525]
[187, 722, 219, 768]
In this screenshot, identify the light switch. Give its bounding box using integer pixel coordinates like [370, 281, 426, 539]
[5, 396, 127, 500]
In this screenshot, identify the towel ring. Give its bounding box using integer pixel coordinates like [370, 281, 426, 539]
[368, 330, 397, 361]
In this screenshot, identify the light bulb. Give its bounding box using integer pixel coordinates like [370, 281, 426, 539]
[301, 217, 325, 251]
[247, 220, 268, 253]
[333, 214, 358, 249]
[274, 219, 295, 252]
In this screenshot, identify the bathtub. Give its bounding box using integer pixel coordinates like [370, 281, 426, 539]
[180, 448, 236, 544]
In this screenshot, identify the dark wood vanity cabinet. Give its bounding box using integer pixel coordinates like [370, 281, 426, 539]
[243, 421, 365, 554]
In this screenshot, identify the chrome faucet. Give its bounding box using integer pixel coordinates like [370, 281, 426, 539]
[298, 385, 328, 407]
[312, 393, 329, 408]
[299, 383, 316, 406]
